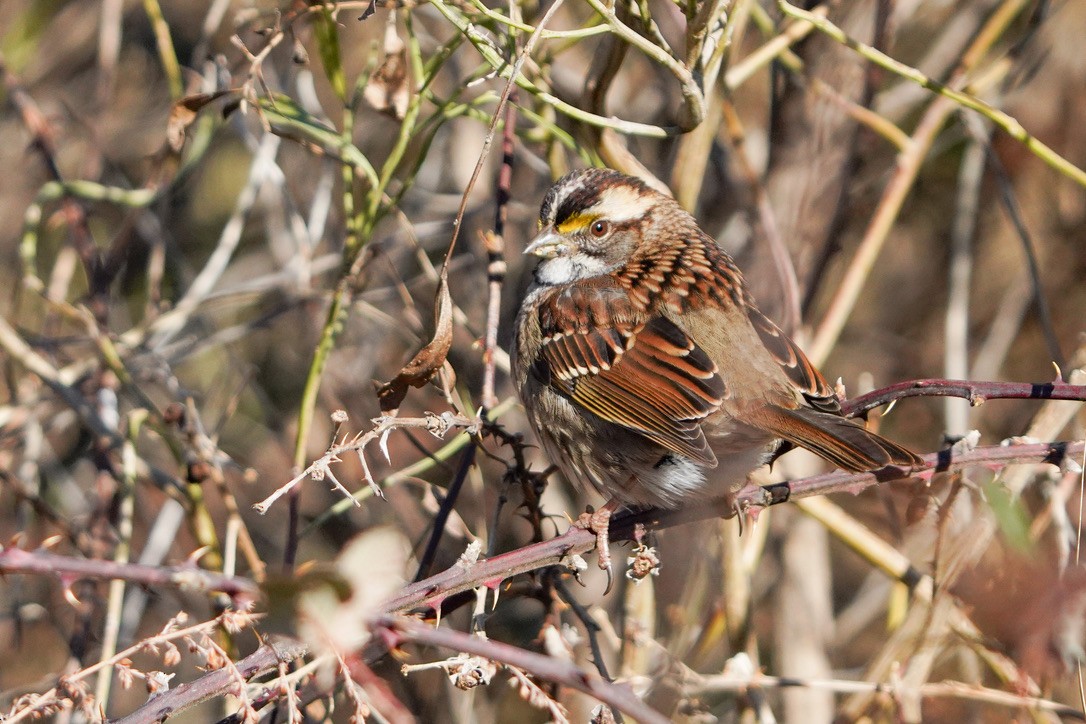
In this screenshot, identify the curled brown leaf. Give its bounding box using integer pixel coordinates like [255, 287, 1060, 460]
[167, 90, 240, 152]
[375, 269, 453, 413]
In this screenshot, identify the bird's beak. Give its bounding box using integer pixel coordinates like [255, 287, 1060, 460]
[523, 228, 565, 258]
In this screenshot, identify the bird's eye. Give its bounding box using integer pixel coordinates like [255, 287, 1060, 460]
[589, 220, 610, 238]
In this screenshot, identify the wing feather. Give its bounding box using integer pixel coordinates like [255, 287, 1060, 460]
[746, 306, 840, 414]
[754, 405, 923, 471]
[536, 287, 725, 466]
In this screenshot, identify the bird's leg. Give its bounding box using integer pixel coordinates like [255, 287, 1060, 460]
[575, 498, 621, 589]
[724, 475, 771, 537]
[723, 480, 754, 537]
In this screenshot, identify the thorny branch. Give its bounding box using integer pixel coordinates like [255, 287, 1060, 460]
[252, 411, 474, 513]
[384, 434, 1086, 614]
[842, 378, 1086, 417]
[5, 611, 258, 723]
[0, 545, 259, 603]
[111, 639, 308, 724]
[260, 375, 1086, 521]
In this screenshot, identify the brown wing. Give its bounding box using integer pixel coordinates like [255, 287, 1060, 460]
[753, 405, 922, 471]
[744, 307, 921, 470]
[746, 305, 841, 414]
[536, 287, 725, 466]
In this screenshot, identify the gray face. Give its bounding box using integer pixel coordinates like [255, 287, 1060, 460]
[527, 169, 658, 285]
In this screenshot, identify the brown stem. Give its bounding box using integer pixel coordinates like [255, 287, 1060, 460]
[111, 639, 307, 724]
[0, 546, 259, 603]
[480, 94, 516, 412]
[841, 378, 1086, 418]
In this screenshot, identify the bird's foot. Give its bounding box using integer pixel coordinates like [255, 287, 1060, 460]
[575, 502, 618, 593]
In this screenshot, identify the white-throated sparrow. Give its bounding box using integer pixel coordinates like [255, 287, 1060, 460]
[512, 169, 920, 564]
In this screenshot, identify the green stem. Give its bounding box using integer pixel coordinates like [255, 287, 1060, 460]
[20, 181, 155, 291]
[778, 0, 1086, 189]
[428, 0, 681, 138]
[141, 0, 183, 99]
[94, 410, 146, 712]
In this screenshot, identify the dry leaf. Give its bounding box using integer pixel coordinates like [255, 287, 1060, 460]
[375, 269, 453, 413]
[167, 90, 239, 152]
[956, 553, 1086, 684]
[357, 0, 377, 21]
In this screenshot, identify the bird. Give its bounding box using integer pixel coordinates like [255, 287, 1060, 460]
[512, 168, 921, 574]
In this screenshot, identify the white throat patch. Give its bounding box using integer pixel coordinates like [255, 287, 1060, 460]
[534, 254, 611, 285]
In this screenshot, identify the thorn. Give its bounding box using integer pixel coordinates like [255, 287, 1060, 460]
[379, 428, 393, 463]
[187, 546, 213, 566]
[38, 534, 63, 550]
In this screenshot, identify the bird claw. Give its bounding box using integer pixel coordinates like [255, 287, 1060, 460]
[733, 498, 745, 537]
[575, 505, 615, 592]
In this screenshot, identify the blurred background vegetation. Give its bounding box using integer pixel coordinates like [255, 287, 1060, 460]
[1, 0, 1085, 721]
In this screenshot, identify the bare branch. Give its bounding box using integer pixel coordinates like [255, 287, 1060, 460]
[377, 616, 669, 724]
[0, 546, 259, 603]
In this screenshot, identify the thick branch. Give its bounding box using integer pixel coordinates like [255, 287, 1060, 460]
[384, 439, 1085, 614]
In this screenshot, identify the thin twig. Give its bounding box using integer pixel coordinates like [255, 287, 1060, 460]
[6, 612, 257, 723]
[778, 0, 1086, 189]
[552, 575, 616, 686]
[428, 0, 680, 138]
[480, 94, 516, 412]
[146, 134, 283, 350]
[686, 671, 1084, 718]
[2, 53, 109, 322]
[413, 444, 478, 582]
[978, 120, 1066, 372]
[377, 616, 670, 724]
[805, 0, 1040, 364]
[254, 412, 475, 513]
[944, 122, 987, 437]
[438, 0, 566, 269]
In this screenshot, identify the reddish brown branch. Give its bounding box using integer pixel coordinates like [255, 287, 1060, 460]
[774, 439, 1083, 501]
[376, 616, 670, 724]
[384, 439, 1085, 614]
[842, 378, 1086, 417]
[0, 546, 259, 603]
[111, 639, 307, 724]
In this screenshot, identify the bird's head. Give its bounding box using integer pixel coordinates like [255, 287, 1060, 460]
[526, 169, 680, 286]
